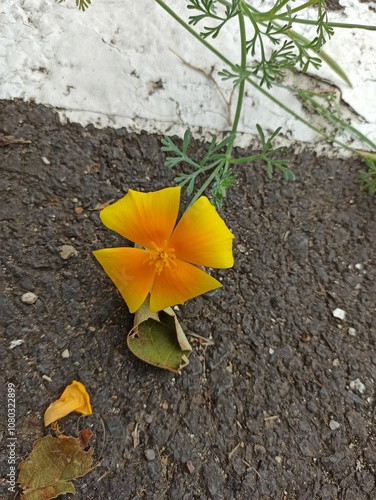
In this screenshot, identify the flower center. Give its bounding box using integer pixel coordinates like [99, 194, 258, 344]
[146, 241, 177, 275]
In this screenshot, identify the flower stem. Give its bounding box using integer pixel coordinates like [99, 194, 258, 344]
[161, 1, 373, 154]
[244, 1, 375, 30]
[188, 160, 226, 207]
[229, 154, 265, 164]
[275, 18, 376, 31]
[224, 8, 247, 166]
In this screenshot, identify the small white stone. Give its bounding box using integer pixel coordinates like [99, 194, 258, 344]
[144, 449, 155, 461]
[269, 348, 275, 355]
[355, 263, 363, 271]
[21, 292, 38, 304]
[275, 456, 282, 464]
[41, 156, 50, 165]
[42, 374, 53, 382]
[237, 244, 246, 253]
[61, 349, 70, 359]
[350, 378, 365, 394]
[9, 339, 25, 349]
[333, 308, 346, 320]
[59, 244, 78, 260]
[348, 327, 356, 336]
[329, 419, 341, 430]
[72, 197, 79, 203]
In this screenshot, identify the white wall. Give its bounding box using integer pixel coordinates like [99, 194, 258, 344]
[1, 0, 375, 151]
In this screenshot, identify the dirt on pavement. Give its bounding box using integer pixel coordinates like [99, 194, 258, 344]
[0, 99, 375, 499]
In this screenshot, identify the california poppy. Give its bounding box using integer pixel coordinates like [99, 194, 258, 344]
[93, 187, 234, 313]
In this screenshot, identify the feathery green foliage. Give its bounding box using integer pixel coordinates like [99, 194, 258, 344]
[58, 0, 376, 202]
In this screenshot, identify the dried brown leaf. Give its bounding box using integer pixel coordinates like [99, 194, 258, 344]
[18, 434, 93, 500]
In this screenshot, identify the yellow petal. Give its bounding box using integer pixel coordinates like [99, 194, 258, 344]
[44, 380, 92, 427]
[93, 247, 156, 313]
[99, 187, 181, 248]
[169, 196, 234, 268]
[150, 259, 222, 312]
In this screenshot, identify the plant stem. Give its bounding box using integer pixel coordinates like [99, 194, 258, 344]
[224, 8, 247, 162]
[155, 1, 373, 159]
[275, 18, 376, 31]
[244, 1, 376, 30]
[296, 92, 376, 151]
[188, 161, 226, 206]
[181, 156, 201, 170]
[286, 0, 319, 15]
[268, 0, 294, 16]
[244, 75, 359, 154]
[230, 153, 266, 164]
[187, 6, 249, 208]
[287, 29, 352, 86]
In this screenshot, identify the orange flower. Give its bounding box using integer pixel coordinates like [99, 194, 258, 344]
[44, 381, 92, 427]
[93, 187, 234, 313]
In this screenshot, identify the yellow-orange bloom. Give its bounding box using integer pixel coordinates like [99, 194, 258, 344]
[44, 381, 92, 427]
[93, 187, 234, 313]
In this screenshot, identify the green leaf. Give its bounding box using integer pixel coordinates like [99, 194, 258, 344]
[210, 134, 236, 155]
[256, 123, 265, 145]
[288, 29, 351, 87]
[128, 298, 192, 372]
[58, 0, 92, 11]
[359, 157, 376, 194]
[182, 128, 192, 154]
[76, 0, 91, 11]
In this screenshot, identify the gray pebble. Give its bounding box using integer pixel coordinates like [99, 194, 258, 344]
[144, 449, 156, 461]
[329, 419, 340, 430]
[350, 378, 366, 394]
[21, 292, 38, 304]
[59, 244, 78, 260]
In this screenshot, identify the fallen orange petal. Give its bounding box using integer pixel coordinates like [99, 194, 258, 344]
[44, 380, 92, 427]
